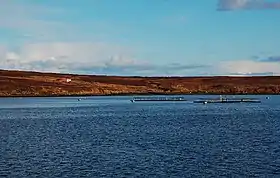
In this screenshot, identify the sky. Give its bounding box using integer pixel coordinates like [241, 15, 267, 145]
[0, 0, 280, 76]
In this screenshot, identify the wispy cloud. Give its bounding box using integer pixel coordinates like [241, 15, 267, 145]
[0, 1, 81, 42]
[217, 0, 280, 11]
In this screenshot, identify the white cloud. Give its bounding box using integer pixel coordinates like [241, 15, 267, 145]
[0, 42, 211, 76]
[216, 60, 280, 75]
[0, 42, 148, 74]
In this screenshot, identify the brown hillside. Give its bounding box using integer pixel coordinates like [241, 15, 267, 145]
[0, 69, 280, 97]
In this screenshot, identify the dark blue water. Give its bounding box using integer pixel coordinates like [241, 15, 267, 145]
[1, 95, 280, 177]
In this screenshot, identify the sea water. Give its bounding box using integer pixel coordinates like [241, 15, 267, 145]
[0, 95, 280, 177]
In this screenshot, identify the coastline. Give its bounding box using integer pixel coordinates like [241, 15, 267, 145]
[0, 69, 280, 98]
[0, 92, 276, 98]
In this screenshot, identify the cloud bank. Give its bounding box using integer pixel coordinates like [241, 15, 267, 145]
[0, 42, 208, 76]
[217, 0, 280, 10]
[216, 58, 280, 76]
[1, 43, 279, 76]
[0, 42, 139, 74]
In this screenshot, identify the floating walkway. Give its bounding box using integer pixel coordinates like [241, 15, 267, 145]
[193, 99, 261, 104]
[193, 95, 261, 104]
[130, 96, 187, 102]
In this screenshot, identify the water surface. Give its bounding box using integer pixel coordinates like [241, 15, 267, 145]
[1, 95, 280, 177]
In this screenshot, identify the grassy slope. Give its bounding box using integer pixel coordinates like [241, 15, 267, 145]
[0, 69, 280, 97]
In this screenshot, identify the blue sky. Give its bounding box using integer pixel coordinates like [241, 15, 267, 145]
[0, 0, 280, 76]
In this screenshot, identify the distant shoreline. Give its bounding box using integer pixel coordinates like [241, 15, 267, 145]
[1, 69, 280, 97]
[0, 92, 276, 98]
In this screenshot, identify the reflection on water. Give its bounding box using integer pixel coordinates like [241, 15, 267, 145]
[0, 95, 280, 177]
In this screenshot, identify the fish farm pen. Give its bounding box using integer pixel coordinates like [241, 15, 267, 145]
[130, 95, 262, 104]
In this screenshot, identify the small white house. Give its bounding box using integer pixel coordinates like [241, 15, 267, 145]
[66, 78, 72, 83]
